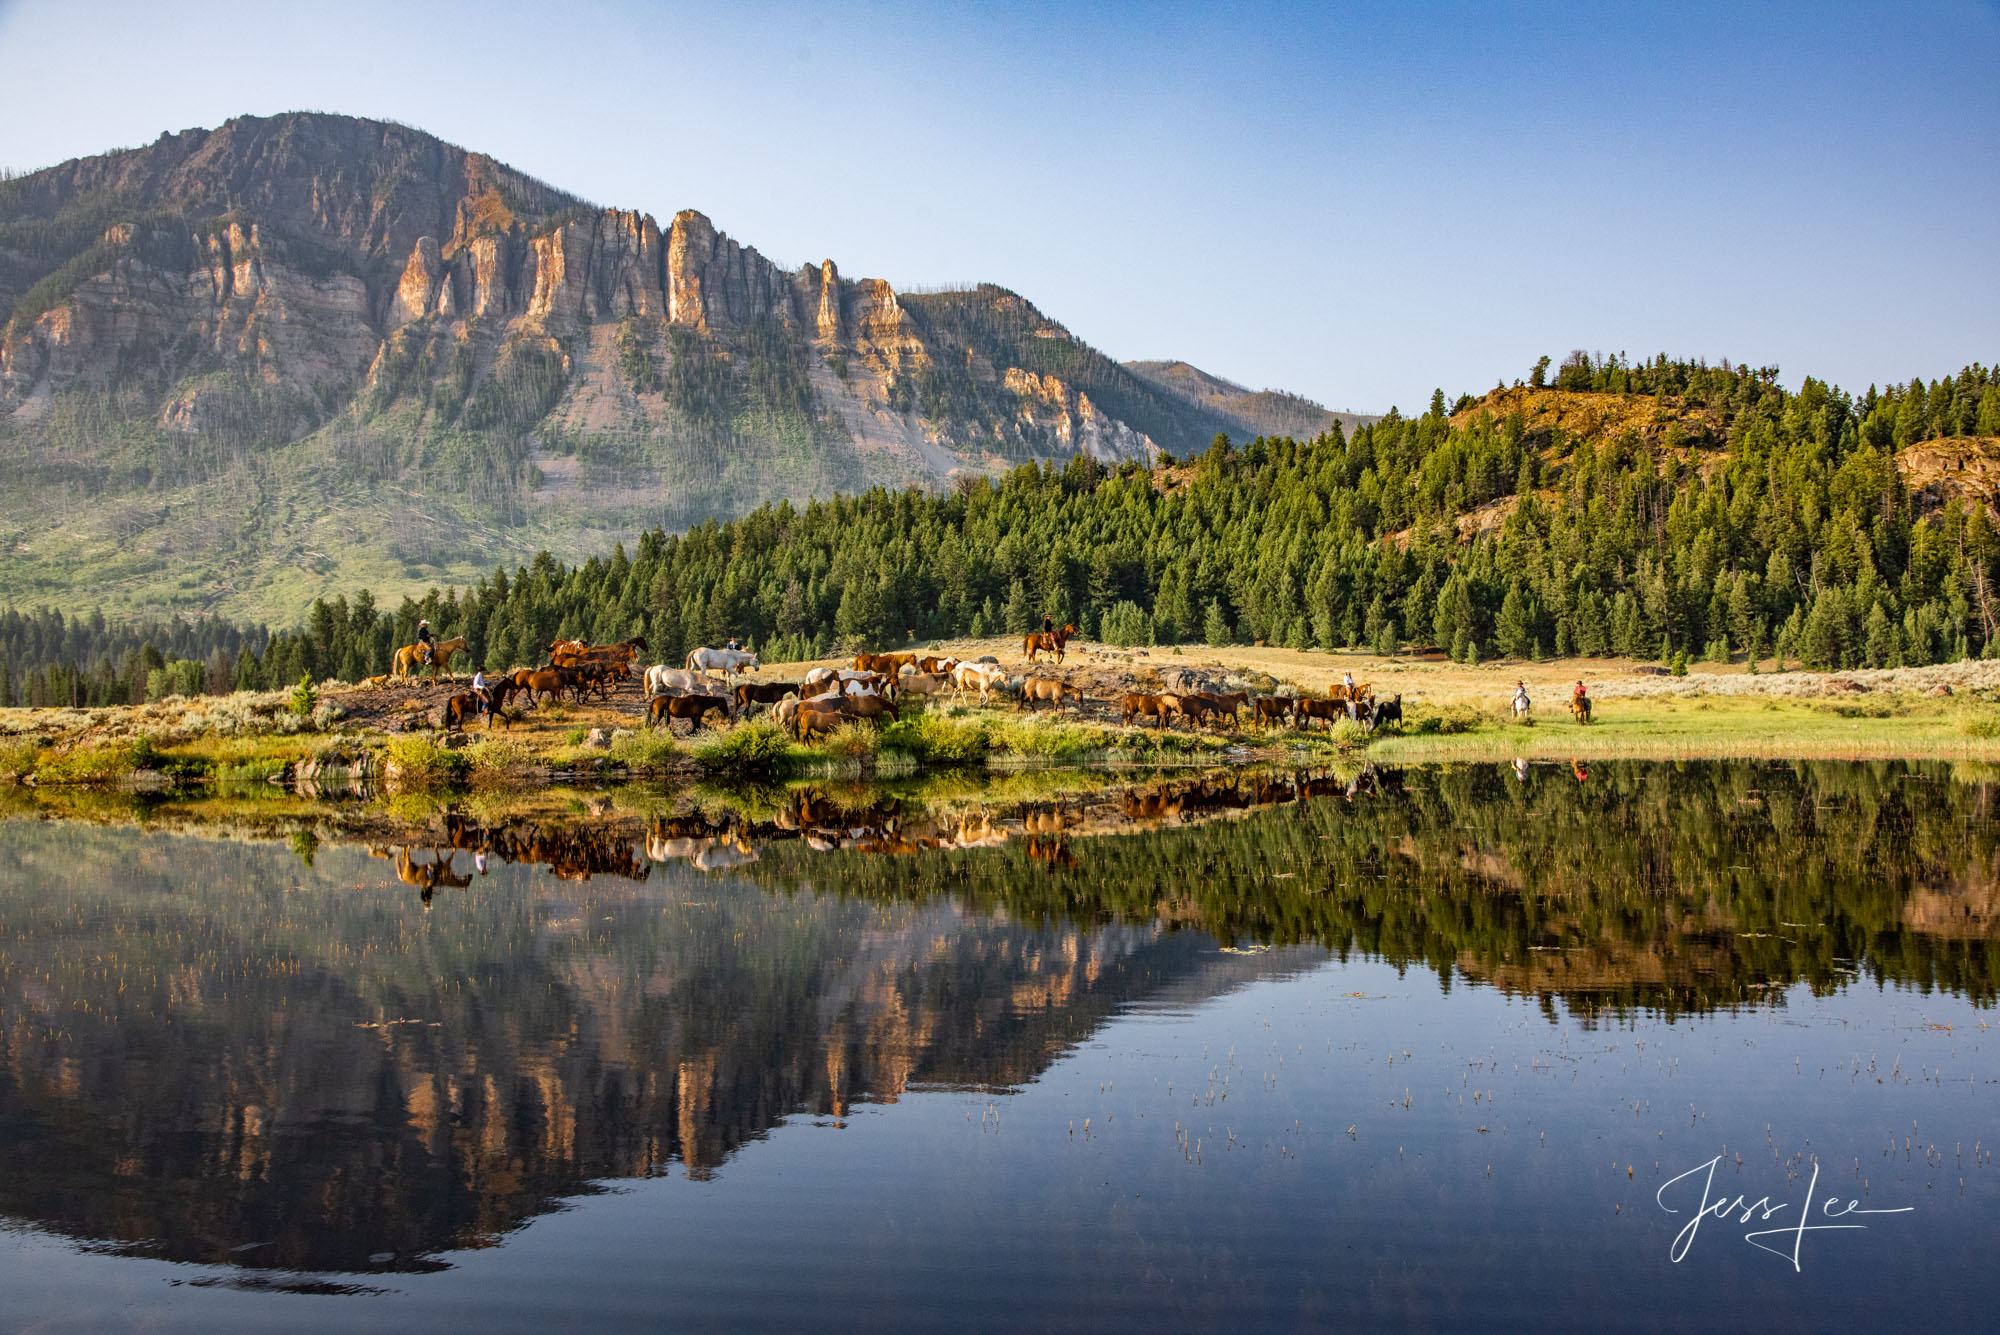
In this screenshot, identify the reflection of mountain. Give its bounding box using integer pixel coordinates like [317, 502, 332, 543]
[0, 825, 1309, 1274]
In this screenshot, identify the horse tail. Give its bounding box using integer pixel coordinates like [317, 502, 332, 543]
[685, 648, 698, 671]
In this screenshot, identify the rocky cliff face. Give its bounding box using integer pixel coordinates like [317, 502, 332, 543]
[0, 112, 1310, 617]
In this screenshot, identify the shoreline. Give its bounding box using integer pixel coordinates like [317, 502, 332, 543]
[3, 643, 1997, 791]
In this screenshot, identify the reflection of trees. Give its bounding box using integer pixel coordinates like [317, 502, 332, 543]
[741, 761, 2000, 1018]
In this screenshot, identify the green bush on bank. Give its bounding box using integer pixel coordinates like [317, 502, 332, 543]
[1405, 703, 1486, 736]
[880, 714, 993, 765]
[1959, 711, 2000, 739]
[32, 736, 162, 784]
[384, 735, 469, 785]
[608, 729, 679, 770]
[690, 719, 793, 774]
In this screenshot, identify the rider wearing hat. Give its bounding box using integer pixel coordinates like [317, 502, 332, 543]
[415, 619, 436, 664]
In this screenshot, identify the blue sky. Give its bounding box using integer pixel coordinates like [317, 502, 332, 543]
[3, 0, 1995, 413]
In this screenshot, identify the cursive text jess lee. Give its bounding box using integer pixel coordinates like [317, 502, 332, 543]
[1655, 1155, 1913, 1271]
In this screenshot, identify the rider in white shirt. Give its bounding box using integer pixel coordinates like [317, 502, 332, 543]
[471, 669, 489, 714]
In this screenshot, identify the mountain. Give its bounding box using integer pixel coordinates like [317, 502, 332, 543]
[1124, 359, 1377, 442]
[0, 113, 1346, 623]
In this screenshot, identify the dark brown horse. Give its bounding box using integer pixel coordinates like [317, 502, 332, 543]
[650, 693, 731, 733]
[735, 680, 802, 709]
[1167, 693, 1227, 729]
[1023, 623, 1077, 664]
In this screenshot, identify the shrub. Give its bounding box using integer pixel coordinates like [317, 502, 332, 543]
[609, 730, 678, 770]
[384, 735, 468, 785]
[1957, 711, 2000, 739]
[289, 673, 319, 717]
[214, 758, 286, 784]
[1316, 716, 1368, 747]
[204, 690, 310, 737]
[463, 738, 535, 780]
[990, 716, 1109, 760]
[0, 738, 43, 780]
[33, 736, 160, 785]
[691, 719, 793, 774]
[880, 714, 993, 765]
[1670, 650, 1689, 677]
[564, 727, 588, 746]
[818, 721, 879, 759]
[1406, 703, 1485, 736]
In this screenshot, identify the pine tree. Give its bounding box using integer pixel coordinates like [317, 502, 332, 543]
[1203, 600, 1233, 647]
[1002, 579, 1034, 635]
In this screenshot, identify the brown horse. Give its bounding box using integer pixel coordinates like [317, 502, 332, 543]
[1167, 693, 1227, 729]
[393, 636, 469, 682]
[856, 651, 917, 675]
[444, 680, 525, 730]
[1023, 623, 1077, 664]
[1294, 698, 1349, 732]
[1251, 696, 1296, 728]
[1120, 692, 1175, 728]
[650, 693, 732, 732]
[525, 666, 584, 704]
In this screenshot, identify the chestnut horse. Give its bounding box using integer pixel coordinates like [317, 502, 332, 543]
[1024, 623, 1077, 664]
[392, 636, 469, 682]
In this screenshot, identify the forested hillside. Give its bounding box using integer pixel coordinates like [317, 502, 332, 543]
[7, 355, 1997, 707]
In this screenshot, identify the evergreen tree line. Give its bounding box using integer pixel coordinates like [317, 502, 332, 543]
[5, 357, 1998, 703]
[0, 606, 267, 708]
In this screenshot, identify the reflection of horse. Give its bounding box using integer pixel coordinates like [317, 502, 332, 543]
[371, 847, 474, 906]
[1023, 623, 1076, 664]
[393, 636, 469, 682]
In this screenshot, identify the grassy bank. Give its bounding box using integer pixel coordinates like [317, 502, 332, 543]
[1366, 693, 2000, 763]
[6, 642, 2000, 790]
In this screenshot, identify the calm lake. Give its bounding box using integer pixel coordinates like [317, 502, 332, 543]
[1, 760, 1995, 1332]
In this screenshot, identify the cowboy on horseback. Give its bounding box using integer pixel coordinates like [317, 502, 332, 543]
[415, 619, 436, 665]
[471, 668, 491, 716]
[1042, 613, 1054, 636]
[1573, 679, 1588, 704]
[1512, 680, 1531, 716]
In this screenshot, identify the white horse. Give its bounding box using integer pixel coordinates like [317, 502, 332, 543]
[645, 665, 706, 696]
[1511, 688, 1532, 720]
[952, 662, 1007, 703]
[686, 646, 760, 680]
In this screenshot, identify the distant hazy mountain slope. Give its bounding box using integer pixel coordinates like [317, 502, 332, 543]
[1124, 359, 1377, 443]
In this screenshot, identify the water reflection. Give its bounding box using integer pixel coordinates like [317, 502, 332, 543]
[0, 759, 1995, 1290]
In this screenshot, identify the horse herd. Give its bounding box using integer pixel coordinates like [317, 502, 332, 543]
[1118, 680, 1403, 734]
[425, 630, 1410, 743]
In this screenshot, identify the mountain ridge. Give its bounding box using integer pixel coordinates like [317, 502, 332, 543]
[0, 112, 1353, 622]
